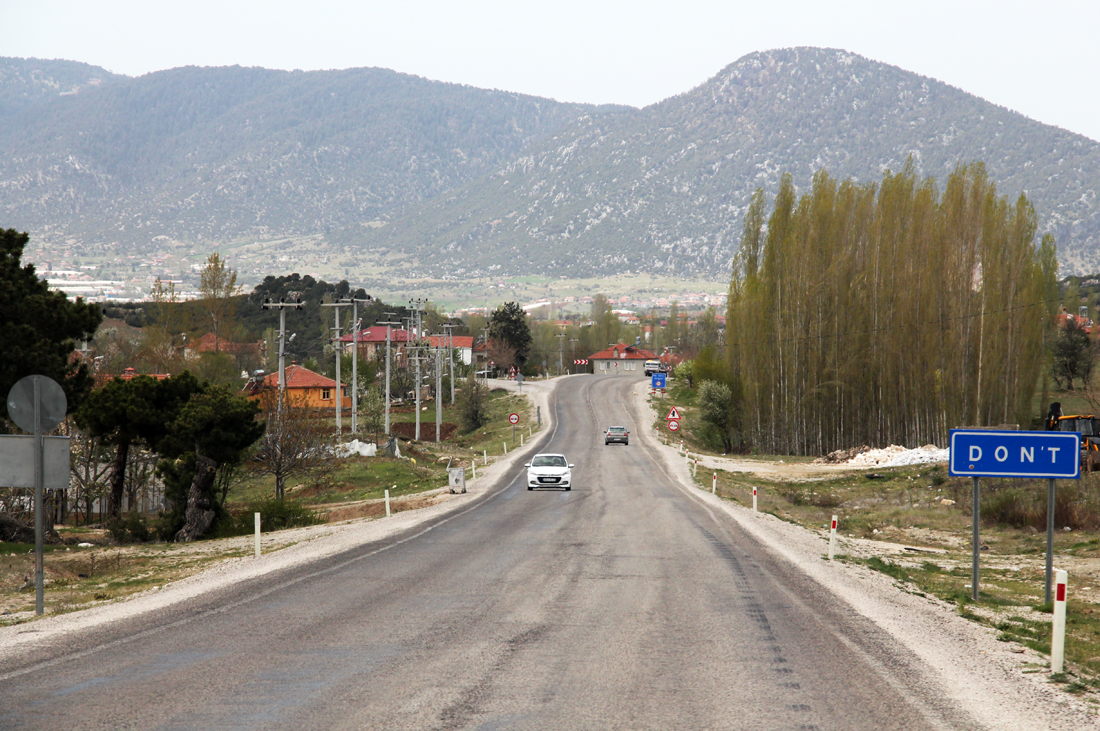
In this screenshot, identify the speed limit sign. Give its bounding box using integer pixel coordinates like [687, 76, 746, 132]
[667, 420, 680, 431]
[508, 413, 519, 425]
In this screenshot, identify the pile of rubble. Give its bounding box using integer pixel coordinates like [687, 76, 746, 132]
[815, 444, 950, 467]
[814, 446, 871, 464]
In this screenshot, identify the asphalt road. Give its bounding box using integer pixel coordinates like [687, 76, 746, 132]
[0, 376, 979, 730]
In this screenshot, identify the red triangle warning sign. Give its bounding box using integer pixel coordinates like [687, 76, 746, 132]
[666, 406, 681, 421]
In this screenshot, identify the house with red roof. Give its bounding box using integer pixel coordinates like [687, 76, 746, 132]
[244, 363, 350, 409]
[186, 332, 263, 358]
[1056, 307, 1094, 335]
[426, 334, 475, 365]
[336, 327, 414, 365]
[589, 343, 656, 377]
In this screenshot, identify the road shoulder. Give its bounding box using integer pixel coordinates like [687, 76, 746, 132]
[626, 380, 1095, 731]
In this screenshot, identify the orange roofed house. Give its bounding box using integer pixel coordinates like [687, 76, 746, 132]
[589, 343, 656, 376]
[244, 363, 351, 409]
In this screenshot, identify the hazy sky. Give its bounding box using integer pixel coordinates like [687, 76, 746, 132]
[4, 0, 1099, 142]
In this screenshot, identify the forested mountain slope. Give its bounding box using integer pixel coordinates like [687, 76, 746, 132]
[0, 58, 121, 120]
[341, 47, 1100, 278]
[0, 60, 596, 249]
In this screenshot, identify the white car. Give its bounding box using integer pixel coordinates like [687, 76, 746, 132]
[525, 453, 573, 491]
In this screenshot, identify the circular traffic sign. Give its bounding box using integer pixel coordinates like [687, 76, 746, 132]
[508, 413, 519, 425]
[667, 420, 680, 432]
[7, 375, 67, 433]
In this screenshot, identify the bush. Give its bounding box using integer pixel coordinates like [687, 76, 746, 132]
[981, 484, 1100, 530]
[107, 513, 151, 543]
[212, 499, 321, 538]
[458, 372, 489, 434]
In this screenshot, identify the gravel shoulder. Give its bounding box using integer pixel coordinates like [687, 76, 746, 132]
[629, 381, 1098, 730]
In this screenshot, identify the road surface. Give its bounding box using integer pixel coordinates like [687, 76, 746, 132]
[0, 376, 977, 730]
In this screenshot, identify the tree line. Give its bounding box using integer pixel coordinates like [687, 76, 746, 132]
[721, 161, 1058, 455]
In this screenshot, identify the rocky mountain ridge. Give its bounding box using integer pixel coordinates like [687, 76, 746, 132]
[341, 48, 1100, 277]
[2, 49, 1098, 278]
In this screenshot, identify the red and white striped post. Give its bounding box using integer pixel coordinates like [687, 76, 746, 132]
[828, 515, 838, 560]
[679, 439, 684, 454]
[1052, 569, 1068, 673]
[693, 457, 698, 478]
[752, 486, 758, 512]
[712, 473, 717, 494]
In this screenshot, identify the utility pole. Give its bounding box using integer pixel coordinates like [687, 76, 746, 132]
[442, 323, 457, 405]
[407, 298, 429, 441]
[569, 337, 579, 374]
[435, 341, 443, 442]
[349, 295, 373, 433]
[321, 299, 353, 434]
[556, 332, 565, 376]
[480, 326, 490, 383]
[261, 296, 305, 409]
[379, 312, 399, 435]
[410, 348, 423, 441]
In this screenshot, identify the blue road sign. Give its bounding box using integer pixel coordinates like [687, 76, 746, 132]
[651, 373, 667, 389]
[949, 430, 1081, 479]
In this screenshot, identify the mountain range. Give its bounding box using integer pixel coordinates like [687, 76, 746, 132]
[2, 48, 1098, 279]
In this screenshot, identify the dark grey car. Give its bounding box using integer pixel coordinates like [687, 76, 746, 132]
[605, 426, 629, 445]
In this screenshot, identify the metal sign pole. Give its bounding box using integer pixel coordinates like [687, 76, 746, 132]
[972, 476, 980, 602]
[33, 378, 44, 616]
[1047, 477, 1056, 604]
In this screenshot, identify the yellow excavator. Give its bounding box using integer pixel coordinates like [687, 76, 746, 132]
[1045, 402, 1100, 470]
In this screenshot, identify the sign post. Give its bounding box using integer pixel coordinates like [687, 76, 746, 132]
[7, 375, 68, 616]
[666, 405, 681, 433]
[950, 429, 1080, 603]
[509, 412, 519, 445]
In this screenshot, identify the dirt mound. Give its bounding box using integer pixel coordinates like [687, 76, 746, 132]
[390, 422, 460, 441]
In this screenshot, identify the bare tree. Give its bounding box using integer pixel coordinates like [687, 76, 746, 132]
[198, 253, 241, 354]
[486, 340, 517, 376]
[251, 391, 334, 499]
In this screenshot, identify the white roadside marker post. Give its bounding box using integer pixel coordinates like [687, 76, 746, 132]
[254, 513, 261, 558]
[693, 457, 697, 478]
[828, 515, 838, 560]
[503, 441, 507, 455]
[472, 463, 476, 480]
[483, 449, 487, 465]
[521, 434, 524, 446]
[1052, 569, 1068, 673]
[679, 439, 684, 454]
[753, 486, 758, 513]
[712, 473, 717, 494]
[385, 487, 392, 518]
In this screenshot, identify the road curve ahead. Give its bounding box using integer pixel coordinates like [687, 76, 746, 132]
[0, 376, 977, 730]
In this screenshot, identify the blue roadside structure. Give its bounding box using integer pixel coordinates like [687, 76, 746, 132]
[949, 430, 1081, 479]
[949, 428, 1081, 604]
[651, 373, 666, 390]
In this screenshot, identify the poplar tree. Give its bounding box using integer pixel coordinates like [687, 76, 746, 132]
[726, 162, 1054, 455]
